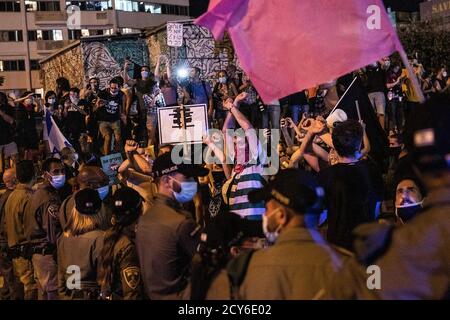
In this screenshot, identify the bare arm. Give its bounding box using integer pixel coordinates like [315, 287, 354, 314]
[289, 132, 314, 168]
[360, 122, 371, 158]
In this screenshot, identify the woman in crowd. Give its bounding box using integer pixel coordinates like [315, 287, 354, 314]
[57, 188, 109, 300]
[98, 187, 144, 300]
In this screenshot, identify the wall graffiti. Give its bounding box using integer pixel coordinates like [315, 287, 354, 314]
[82, 38, 149, 89]
[40, 44, 84, 92]
[148, 22, 240, 86]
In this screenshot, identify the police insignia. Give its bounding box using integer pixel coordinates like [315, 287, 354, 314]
[123, 267, 140, 290]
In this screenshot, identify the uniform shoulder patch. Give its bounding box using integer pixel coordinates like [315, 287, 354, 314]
[123, 266, 140, 290]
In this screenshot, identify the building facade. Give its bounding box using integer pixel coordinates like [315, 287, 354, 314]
[0, 0, 190, 95]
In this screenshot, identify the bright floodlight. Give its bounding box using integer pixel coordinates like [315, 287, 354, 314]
[177, 68, 188, 78]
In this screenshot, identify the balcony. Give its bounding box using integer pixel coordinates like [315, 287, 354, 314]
[36, 40, 72, 53]
[34, 11, 68, 25]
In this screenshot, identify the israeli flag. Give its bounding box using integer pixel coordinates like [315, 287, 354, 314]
[43, 108, 72, 157]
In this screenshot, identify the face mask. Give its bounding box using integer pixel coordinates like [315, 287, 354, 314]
[97, 185, 110, 201]
[49, 174, 66, 190]
[70, 96, 79, 104]
[48, 98, 56, 105]
[219, 77, 227, 84]
[110, 90, 118, 96]
[389, 146, 402, 157]
[443, 72, 448, 78]
[171, 177, 198, 203]
[73, 153, 79, 162]
[384, 61, 391, 68]
[262, 208, 281, 244]
[396, 202, 423, 222]
[141, 71, 149, 78]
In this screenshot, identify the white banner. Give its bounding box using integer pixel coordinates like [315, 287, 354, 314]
[158, 104, 208, 145]
[167, 22, 183, 47]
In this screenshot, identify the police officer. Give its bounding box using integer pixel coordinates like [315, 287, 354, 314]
[325, 94, 450, 300]
[189, 212, 264, 300]
[229, 168, 347, 300]
[136, 152, 208, 300]
[57, 188, 108, 300]
[59, 165, 111, 230]
[0, 168, 23, 300]
[4, 160, 38, 300]
[24, 158, 66, 300]
[98, 187, 144, 300]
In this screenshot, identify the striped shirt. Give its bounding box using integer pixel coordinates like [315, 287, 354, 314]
[228, 164, 266, 218]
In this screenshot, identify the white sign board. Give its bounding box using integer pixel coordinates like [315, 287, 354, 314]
[167, 22, 183, 47]
[158, 104, 208, 145]
[100, 153, 123, 185]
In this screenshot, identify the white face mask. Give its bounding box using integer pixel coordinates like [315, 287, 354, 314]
[70, 96, 79, 104]
[262, 208, 281, 244]
[443, 71, 448, 78]
[170, 177, 198, 203]
[48, 98, 56, 105]
[49, 174, 66, 190]
[219, 77, 227, 84]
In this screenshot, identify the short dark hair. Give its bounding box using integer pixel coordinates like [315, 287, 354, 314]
[42, 158, 62, 173]
[56, 77, 70, 92]
[109, 77, 122, 86]
[69, 87, 80, 94]
[45, 90, 56, 100]
[16, 160, 35, 184]
[332, 119, 363, 158]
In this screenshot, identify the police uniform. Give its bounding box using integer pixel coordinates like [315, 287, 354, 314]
[24, 183, 62, 300]
[136, 152, 208, 300]
[228, 169, 348, 300]
[107, 232, 143, 300]
[57, 189, 104, 300]
[0, 188, 23, 300]
[3, 184, 38, 300]
[136, 195, 200, 300]
[101, 186, 144, 300]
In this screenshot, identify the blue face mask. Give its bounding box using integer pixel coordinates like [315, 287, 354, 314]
[171, 177, 197, 203]
[97, 185, 110, 201]
[49, 174, 66, 190]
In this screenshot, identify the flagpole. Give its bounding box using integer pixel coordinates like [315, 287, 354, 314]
[330, 76, 357, 115]
[355, 100, 362, 121]
[397, 48, 426, 104]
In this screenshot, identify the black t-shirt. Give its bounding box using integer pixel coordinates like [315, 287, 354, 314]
[64, 100, 88, 138]
[365, 66, 386, 93]
[288, 91, 308, 106]
[96, 90, 123, 122]
[0, 104, 15, 145]
[318, 161, 377, 250]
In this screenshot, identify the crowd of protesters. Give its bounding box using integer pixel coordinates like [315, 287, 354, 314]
[0, 52, 449, 300]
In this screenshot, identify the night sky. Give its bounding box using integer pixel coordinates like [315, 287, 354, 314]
[189, 0, 426, 18]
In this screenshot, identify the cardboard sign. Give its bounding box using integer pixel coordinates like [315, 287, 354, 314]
[167, 22, 183, 47]
[100, 153, 123, 185]
[158, 104, 208, 145]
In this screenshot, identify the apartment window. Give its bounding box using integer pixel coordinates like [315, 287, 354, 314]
[0, 30, 23, 42]
[28, 30, 38, 41]
[143, 3, 160, 13]
[68, 29, 81, 40]
[36, 29, 63, 40]
[0, 60, 26, 71]
[115, 0, 137, 12]
[0, 1, 21, 12]
[30, 60, 40, 70]
[26, 1, 61, 12]
[66, 1, 111, 11]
